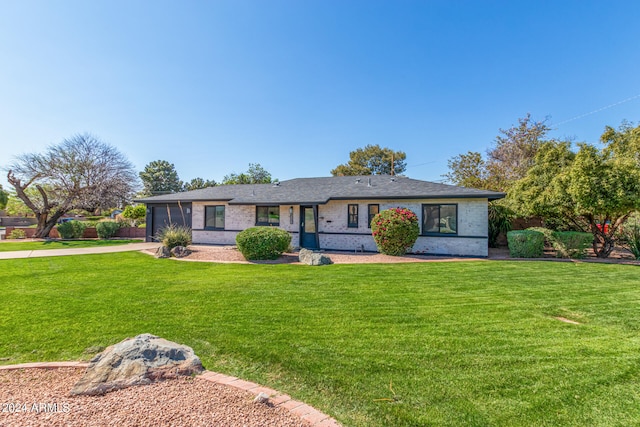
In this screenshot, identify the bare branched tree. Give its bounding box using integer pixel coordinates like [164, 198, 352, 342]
[6, 133, 139, 237]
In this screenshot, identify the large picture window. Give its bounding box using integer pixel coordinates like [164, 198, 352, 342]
[256, 206, 280, 226]
[348, 204, 359, 228]
[422, 204, 457, 235]
[205, 205, 225, 230]
[367, 204, 379, 228]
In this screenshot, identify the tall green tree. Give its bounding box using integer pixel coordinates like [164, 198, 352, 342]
[486, 114, 550, 191]
[331, 145, 406, 176]
[222, 163, 273, 185]
[139, 160, 183, 196]
[0, 184, 8, 210]
[444, 114, 549, 191]
[443, 151, 489, 189]
[4, 191, 32, 217]
[509, 122, 640, 258]
[6, 133, 138, 237]
[182, 177, 217, 191]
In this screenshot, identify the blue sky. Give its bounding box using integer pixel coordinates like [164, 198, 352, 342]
[1, 0, 639, 188]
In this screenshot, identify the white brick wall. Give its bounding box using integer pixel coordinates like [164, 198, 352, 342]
[315, 199, 488, 256]
[189, 198, 489, 257]
[192, 202, 301, 247]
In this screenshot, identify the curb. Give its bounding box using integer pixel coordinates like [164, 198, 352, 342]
[0, 362, 341, 427]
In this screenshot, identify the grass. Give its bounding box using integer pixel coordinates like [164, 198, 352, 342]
[0, 239, 143, 252]
[1, 254, 639, 426]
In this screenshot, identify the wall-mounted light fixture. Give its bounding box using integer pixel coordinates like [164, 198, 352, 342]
[289, 206, 294, 224]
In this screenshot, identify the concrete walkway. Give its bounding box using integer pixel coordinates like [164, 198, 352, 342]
[0, 242, 161, 260]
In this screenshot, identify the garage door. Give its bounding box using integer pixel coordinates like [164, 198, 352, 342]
[148, 203, 192, 242]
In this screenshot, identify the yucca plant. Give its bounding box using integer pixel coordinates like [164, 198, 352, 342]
[155, 224, 192, 249]
[619, 215, 640, 260]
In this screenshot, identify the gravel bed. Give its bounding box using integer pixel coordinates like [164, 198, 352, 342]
[173, 245, 480, 264]
[167, 245, 640, 265]
[0, 368, 306, 427]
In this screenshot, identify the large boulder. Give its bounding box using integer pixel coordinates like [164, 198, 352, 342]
[298, 248, 333, 266]
[154, 246, 171, 258]
[70, 333, 204, 396]
[170, 245, 192, 258]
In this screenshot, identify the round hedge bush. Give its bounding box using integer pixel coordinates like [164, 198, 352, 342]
[236, 227, 291, 260]
[96, 220, 121, 239]
[57, 220, 87, 239]
[506, 229, 545, 258]
[371, 207, 419, 256]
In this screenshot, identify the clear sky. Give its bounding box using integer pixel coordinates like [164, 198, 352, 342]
[1, 0, 639, 189]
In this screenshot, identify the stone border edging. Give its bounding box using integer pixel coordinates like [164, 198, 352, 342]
[0, 361, 90, 370]
[0, 362, 340, 427]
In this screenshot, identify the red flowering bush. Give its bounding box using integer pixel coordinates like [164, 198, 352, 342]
[371, 207, 419, 256]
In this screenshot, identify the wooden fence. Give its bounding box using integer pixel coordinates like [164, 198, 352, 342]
[4, 226, 146, 239]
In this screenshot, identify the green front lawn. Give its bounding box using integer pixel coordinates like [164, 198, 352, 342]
[1, 254, 639, 426]
[0, 239, 143, 252]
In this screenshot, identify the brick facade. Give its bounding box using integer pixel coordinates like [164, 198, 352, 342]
[190, 198, 489, 257]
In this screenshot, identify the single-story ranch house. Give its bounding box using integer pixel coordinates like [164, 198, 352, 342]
[136, 175, 505, 257]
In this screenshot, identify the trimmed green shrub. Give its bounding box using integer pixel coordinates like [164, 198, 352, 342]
[8, 228, 26, 239]
[236, 227, 291, 260]
[155, 224, 192, 249]
[529, 227, 593, 259]
[96, 221, 121, 239]
[122, 204, 147, 226]
[57, 220, 87, 239]
[507, 230, 545, 258]
[550, 231, 593, 259]
[371, 207, 420, 256]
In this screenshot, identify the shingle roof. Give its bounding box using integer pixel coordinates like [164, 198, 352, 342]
[135, 175, 505, 205]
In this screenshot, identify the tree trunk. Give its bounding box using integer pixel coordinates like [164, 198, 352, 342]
[593, 235, 615, 258]
[588, 214, 630, 258]
[33, 211, 64, 238]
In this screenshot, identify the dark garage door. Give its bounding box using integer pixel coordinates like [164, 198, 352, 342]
[147, 203, 192, 242]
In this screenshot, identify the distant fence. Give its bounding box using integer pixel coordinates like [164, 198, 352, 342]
[4, 226, 146, 239]
[0, 217, 38, 227]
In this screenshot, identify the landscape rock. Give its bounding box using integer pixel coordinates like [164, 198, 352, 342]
[253, 392, 270, 404]
[70, 333, 204, 396]
[298, 248, 333, 266]
[154, 246, 171, 258]
[170, 246, 192, 258]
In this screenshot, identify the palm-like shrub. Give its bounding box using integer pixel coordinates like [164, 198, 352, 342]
[371, 207, 419, 256]
[488, 202, 513, 248]
[236, 227, 291, 260]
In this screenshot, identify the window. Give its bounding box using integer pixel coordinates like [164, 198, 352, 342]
[348, 204, 359, 228]
[205, 205, 225, 230]
[422, 204, 457, 234]
[367, 204, 379, 228]
[256, 206, 280, 226]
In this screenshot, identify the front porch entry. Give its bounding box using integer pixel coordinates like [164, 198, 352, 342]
[300, 205, 319, 249]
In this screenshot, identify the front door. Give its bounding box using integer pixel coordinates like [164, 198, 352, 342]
[300, 205, 317, 249]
